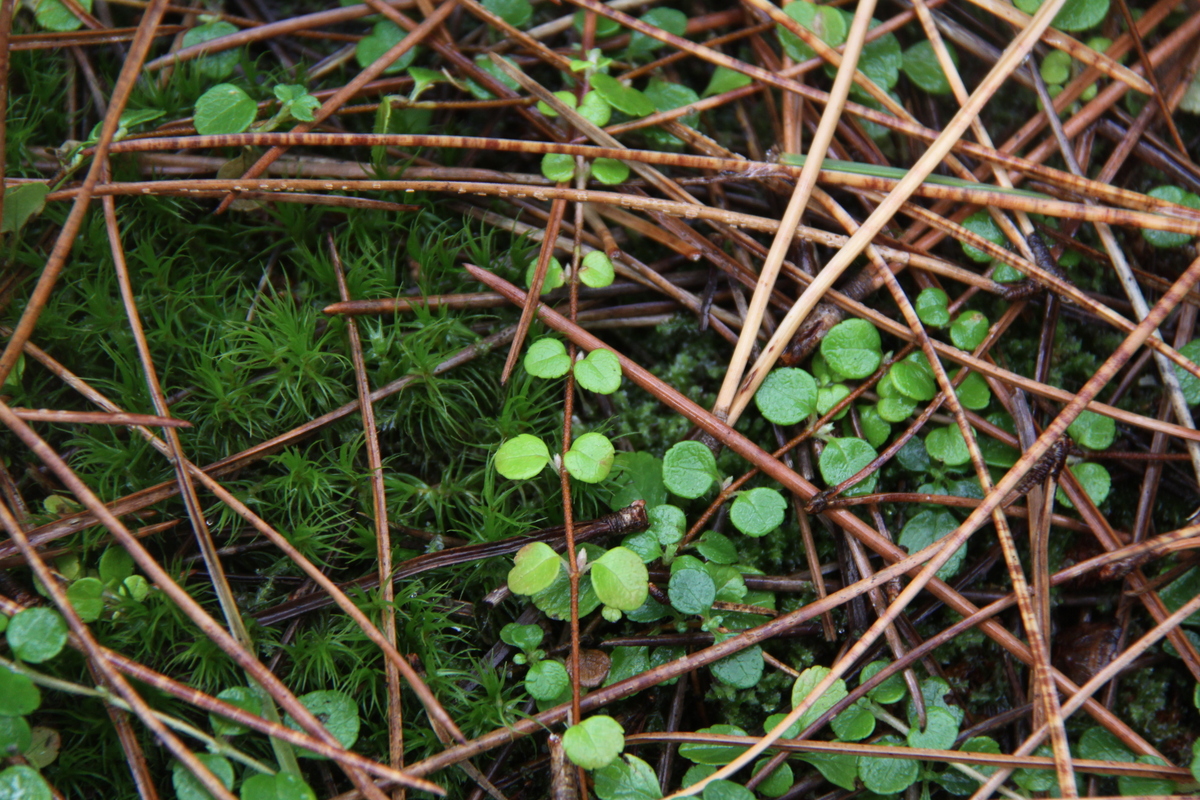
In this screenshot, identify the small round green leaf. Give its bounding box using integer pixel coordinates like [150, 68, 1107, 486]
[66, 577, 105, 623]
[703, 66, 752, 98]
[33, 0, 92, 31]
[0, 666, 39, 717]
[577, 91, 612, 126]
[649, 504, 686, 545]
[778, 1, 848, 62]
[500, 622, 543, 651]
[355, 21, 418, 74]
[702, 780, 753, 800]
[644, 80, 699, 127]
[541, 153, 575, 183]
[572, 10, 621, 38]
[960, 211, 1005, 263]
[1040, 49, 1072, 85]
[861, 660, 907, 704]
[594, 755, 661, 800]
[482, 0, 532, 27]
[915, 287, 950, 328]
[240, 771, 318, 800]
[668, 569, 716, 615]
[954, 370, 991, 410]
[950, 311, 990, 351]
[902, 40, 958, 95]
[662, 441, 717, 499]
[525, 660, 569, 700]
[579, 251, 615, 288]
[818, 437, 878, 496]
[888, 359, 936, 402]
[820, 319, 882, 379]
[284, 690, 359, 758]
[194, 84, 257, 136]
[591, 546, 649, 611]
[898, 509, 964, 580]
[0, 766, 51, 800]
[710, 641, 763, 690]
[209, 686, 263, 737]
[925, 425, 971, 466]
[626, 7, 687, 57]
[1142, 186, 1200, 248]
[729, 487, 786, 537]
[859, 734, 919, 794]
[508, 541, 562, 596]
[495, 434, 551, 480]
[537, 90, 577, 118]
[0, 716, 31, 755]
[1056, 462, 1111, 509]
[697, 530, 738, 564]
[98, 546, 134, 586]
[754, 368, 817, 425]
[1173, 339, 1200, 405]
[7, 608, 67, 664]
[1014, 0, 1109, 31]
[591, 159, 630, 186]
[831, 698, 875, 742]
[524, 338, 571, 379]
[562, 715, 625, 770]
[526, 256, 565, 294]
[182, 21, 240, 79]
[1067, 409, 1115, 450]
[590, 74, 655, 117]
[791, 665, 848, 730]
[877, 395, 916, 423]
[907, 705, 960, 751]
[816, 383, 851, 419]
[858, 404, 891, 448]
[575, 349, 622, 395]
[171, 754, 234, 800]
[752, 758, 794, 798]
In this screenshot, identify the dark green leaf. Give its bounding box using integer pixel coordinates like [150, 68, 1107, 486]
[1, 183, 49, 235]
[1067, 409, 1116, 450]
[710, 634, 763, 689]
[752, 758, 794, 798]
[355, 21, 419, 74]
[608, 451, 666, 511]
[669, 569, 716, 615]
[898, 509, 965, 580]
[858, 734, 919, 794]
[1055, 462, 1111, 509]
[590, 74, 655, 117]
[958, 210, 1005, 262]
[701, 780, 752, 800]
[605, 646, 649, 687]
[861, 660, 907, 704]
[697, 531, 738, 564]
[902, 39, 958, 95]
[99, 546, 134, 586]
[678, 725, 749, 765]
[524, 337, 571, 379]
[796, 752, 858, 791]
[482, 0, 532, 28]
[778, 0, 847, 62]
[626, 8, 687, 57]
[508, 541, 561, 595]
[209, 686, 263, 737]
[729, 487, 786, 537]
[791, 666, 848, 731]
[818, 437, 878, 497]
[0, 716, 31, 756]
[33, 0, 92, 31]
[66, 578, 104, 624]
[284, 690, 359, 758]
[594, 754, 662, 800]
[702, 66, 752, 98]
[0, 765, 51, 800]
[831, 698, 875, 741]
[0, 666, 39, 717]
[1173, 340, 1200, 405]
[915, 287, 950, 327]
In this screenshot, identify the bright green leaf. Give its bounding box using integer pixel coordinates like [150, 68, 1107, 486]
[33, 0, 92, 31]
[888, 359, 936, 402]
[563, 715, 625, 770]
[710, 633, 763, 689]
[796, 751, 858, 791]
[66, 578, 104, 624]
[1056, 462, 1111, 509]
[508, 541, 562, 595]
[99, 546, 134, 586]
[778, 0, 847, 62]
[1142, 186, 1200, 249]
[701, 780, 752, 800]
[0, 666, 39, 717]
[954, 370, 991, 410]
[831, 698, 875, 742]
[950, 311, 990, 351]
[702, 66, 752, 98]
[565, 432, 616, 483]
[915, 287, 950, 327]
[861, 660, 907, 704]
[495, 434, 551, 481]
[902, 39, 958, 95]
[0, 765, 51, 800]
[925, 425, 971, 467]
[7, 608, 67, 664]
[591, 547, 649, 611]
[0, 716, 31, 755]
[858, 404, 891, 448]
[820, 319, 882, 379]
[524, 338, 571, 379]
[697, 531, 738, 564]
[482, 0, 532, 28]
[240, 772, 317, 800]
[1, 183, 49, 235]
[590, 74, 655, 117]
[1014, 0, 1110, 31]
[580, 251, 616, 288]
[1173, 340, 1200, 405]
[208, 686, 262, 737]
[959, 210, 1005, 263]
[1068, 409, 1116, 450]
[541, 153, 575, 182]
[525, 659, 569, 700]
[626, 8, 687, 57]
[752, 758, 794, 798]
[575, 349, 622, 394]
[194, 84, 256, 135]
